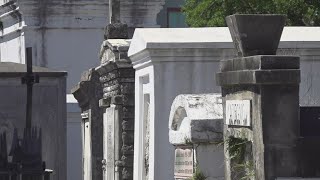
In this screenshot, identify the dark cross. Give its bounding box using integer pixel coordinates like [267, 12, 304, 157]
[21, 47, 39, 129]
[109, 0, 120, 23]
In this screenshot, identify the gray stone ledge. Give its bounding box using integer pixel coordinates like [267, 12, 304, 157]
[216, 69, 300, 86]
[220, 55, 300, 72]
[95, 61, 133, 75]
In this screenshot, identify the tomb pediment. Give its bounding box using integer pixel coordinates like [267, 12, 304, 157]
[99, 39, 131, 65]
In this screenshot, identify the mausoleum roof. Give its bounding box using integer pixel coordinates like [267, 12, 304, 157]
[0, 62, 67, 77]
[128, 27, 320, 57]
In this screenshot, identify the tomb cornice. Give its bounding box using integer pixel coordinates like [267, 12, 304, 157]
[128, 27, 320, 58]
[216, 55, 301, 86]
[71, 81, 90, 109]
[71, 68, 102, 109]
[99, 39, 131, 64]
[216, 69, 301, 86]
[130, 47, 236, 70]
[95, 61, 133, 76]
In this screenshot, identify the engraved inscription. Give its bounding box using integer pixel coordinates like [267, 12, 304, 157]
[174, 147, 194, 179]
[226, 100, 251, 127]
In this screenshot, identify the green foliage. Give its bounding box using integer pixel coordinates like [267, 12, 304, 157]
[225, 136, 254, 180]
[184, 137, 193, 145]
[234, 161, 255, 180]
[190, 168, 207, 180]
[183, 0, 320, 27]
[225, 136, 248, 163]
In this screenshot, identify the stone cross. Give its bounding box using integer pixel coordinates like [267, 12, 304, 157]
[21, 47, 39, 129]
[109, 0, 120, 24]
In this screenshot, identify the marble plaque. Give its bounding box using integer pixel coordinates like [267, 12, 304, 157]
[174, 147, 194, 179]
[226, 100, 251, 126]
[104, 107, 115, 180]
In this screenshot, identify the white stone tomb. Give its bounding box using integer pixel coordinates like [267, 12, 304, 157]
[128, 28, 236, 180]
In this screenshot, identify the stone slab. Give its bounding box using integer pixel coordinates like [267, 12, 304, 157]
[216, 69, 300, 86]
[128, 27, 320, 57]
[220, 55, 300, 72]
[174, 147, 193, 178]
[104, 106, 116, 180]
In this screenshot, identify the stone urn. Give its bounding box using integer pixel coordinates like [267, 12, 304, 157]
[226, 14, 286, 57]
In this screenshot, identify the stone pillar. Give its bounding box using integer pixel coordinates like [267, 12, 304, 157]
[216, 15, 301, 180]
[71, 68, 104, 180]
[168, 94, 224, 180]
[96, 37, 135, 180]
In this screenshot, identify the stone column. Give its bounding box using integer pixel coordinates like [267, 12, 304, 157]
[71, 68, 104, 180]
[96, 33, 135, 179]
[216, 15, 301, 180]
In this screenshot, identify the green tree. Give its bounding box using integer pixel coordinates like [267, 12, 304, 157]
[182, 0, 320, 27]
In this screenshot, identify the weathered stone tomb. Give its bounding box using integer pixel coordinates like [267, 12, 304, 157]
[169, 94, 224, 180]
[216, 14, 301, 180]
[71, 68, 104, 180]
[96, 38, 135, 180]
[72, 29, 135, 180]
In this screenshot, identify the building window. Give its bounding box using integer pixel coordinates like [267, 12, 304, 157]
[167, 8, 187, 28]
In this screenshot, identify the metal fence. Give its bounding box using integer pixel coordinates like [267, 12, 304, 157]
[0, 169, 52, 180]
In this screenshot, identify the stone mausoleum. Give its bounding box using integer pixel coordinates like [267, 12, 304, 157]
[0, 62, 67, 180]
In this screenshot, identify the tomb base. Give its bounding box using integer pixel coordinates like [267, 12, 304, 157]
[216, 55, 301, 180]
